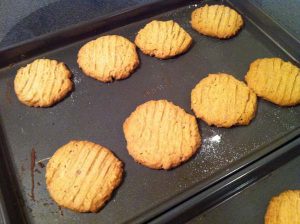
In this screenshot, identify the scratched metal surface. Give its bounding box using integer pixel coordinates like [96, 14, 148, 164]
[0, 1, 299, 223]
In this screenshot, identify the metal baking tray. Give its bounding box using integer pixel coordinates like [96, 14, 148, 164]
[0, 0, 299, 223]
[185, 137, 300, 224]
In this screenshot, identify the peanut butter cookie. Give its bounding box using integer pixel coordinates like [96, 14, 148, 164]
[78, 35, 139, 82]
[14, 59, 72, 107]
[265, 190, 300, 224]
[191, 73, 257, 127]
[191, 4, 243, 39]
[245, 58, 300, 106]
[135, 20, 192, 59]
[123, 100, 201, 170]
[46, 140, 123, 212]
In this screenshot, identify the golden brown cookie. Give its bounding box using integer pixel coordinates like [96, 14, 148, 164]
[46, 140, 123, 213]
[245, 58, 300, 106]
[77, 35, 139, 82]
[14, 59, 73, 107]
[191, 74, 257, 127]
[265, 190, 300, 224]
[123, 100, 201, 170]
[190, 4, 243, 39]
[135, 20, 192, 59]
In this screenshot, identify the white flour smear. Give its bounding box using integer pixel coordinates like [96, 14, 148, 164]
[209, 135, 221, 143]
[73, 75, 82, 85]
[202, 134, 222, 151]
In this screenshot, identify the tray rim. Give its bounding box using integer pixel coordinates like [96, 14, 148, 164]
[0, 0, 198, 68]
[129, 129, 300, 223]
[149, 136, 300, 224]
[0, 0, 299, 223]
[227, 0, 300, 63]
[0, 0, 299, 68]
[0, 120, 28, 224]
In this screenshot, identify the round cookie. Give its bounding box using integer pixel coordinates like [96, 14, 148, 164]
[14, 59, 73, 107]
[245, 58, 300, 106]
[46, 140, 123, 212]
[191, 73, 257, 128]
[265, 190, 300, 224]
[78, 35, 139, 82]
[190, 4, 243, 39]
[123, 100, 201, 170]
[135, 20, 192, 59]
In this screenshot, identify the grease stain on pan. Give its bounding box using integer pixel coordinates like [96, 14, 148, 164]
[30, 148, 36, 201]
[5, 80, 12, 104]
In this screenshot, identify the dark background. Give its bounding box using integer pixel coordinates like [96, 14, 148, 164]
[0, 0, 299, 50]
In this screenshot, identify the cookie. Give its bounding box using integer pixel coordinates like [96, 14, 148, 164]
[265, 190, 300, 224]
[14, 59, 73, 107]
[191, 73, 257, 127]
[78, 35, 139, 82]
[46, 140, 123, 212]
[123, 100, 201, 170]
[191, 4, 243, 39]
[135, 20, 192, 59]
[245, 58, 300, 106]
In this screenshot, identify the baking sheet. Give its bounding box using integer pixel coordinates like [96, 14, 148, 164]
[0, 0, 299, 223]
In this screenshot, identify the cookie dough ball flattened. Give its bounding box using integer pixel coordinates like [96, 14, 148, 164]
[46, 140, 123, 212]
[123, 100, 201, 170]
[78, 35, 139, 82]
[265, 190, 300, 224]
[245, 58, 300, 106]
[135, 20, 192, 59]
[191, 74, 257, 128]
[14, 59, 73, 107]
[191, 4, 243, 39]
